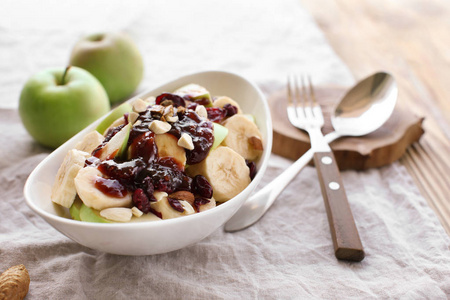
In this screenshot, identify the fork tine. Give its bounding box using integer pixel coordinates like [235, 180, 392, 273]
[300, 75, 308, 106]
[293, 75, 306, 120]
[287, 75, 293, 106]
[307, 75, 318, 106]
[287, 75, 300, 125]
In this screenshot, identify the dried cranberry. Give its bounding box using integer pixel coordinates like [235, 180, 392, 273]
[193, 197, 210, 212]
[246, 160, 257, 180]
[187, 102, 198, 110]
[168, 197, 184, 212]
[155, 93, 186, 108]
[223, 104, 238, 117]
[132, 188, 151, 213]
[192, 175, 213, 198]
[142, 176, 156, 202]
[206, 107, 226, 123]
[123, 113, 129, 125]
[150, 207, 162, 219]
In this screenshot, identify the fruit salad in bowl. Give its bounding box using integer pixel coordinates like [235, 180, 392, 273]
[52, 83, 264, 223]
[24, 71, 272, 255]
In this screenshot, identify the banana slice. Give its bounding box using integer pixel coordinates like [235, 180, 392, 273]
[150, 193, 195, 219]
[213, 96, 243, 114]
[74, 131, 104, 154]
[154, 133, 186, 168]
[187, 146, 250, 202]
[222, 114, 263, 161]
[74, 167, 132, 211]
[197, 197, 217, 212]
[51, 149, 90, 208]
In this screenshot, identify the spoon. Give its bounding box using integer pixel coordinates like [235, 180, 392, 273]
[224, 72, 398, 232]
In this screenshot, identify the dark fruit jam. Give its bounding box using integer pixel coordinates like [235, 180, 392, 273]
[94, 177, 128, 198]
[90, 96, 215, 214]
[86, 92, 258, 216]
[168, 111, 214, 164]
[130, 102, 214, 165]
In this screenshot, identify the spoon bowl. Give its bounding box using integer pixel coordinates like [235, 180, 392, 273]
[224, 72, 398, 232]
[332, 72, 397, 136]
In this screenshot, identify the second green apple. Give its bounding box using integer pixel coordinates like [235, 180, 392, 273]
[69, 32, 144, 105]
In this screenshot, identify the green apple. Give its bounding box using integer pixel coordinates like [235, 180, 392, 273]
[69, 32, 144, 105]
[96, 102, 132, 135]
[212, 123, 228, 150]
[69, 198, 83, 221]
[19, 66, 110, 148]
[79, 203, 111, 223]
[174, 83, 212, 106]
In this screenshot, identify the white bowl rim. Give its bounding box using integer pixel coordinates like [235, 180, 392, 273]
[24, 70, 273, 230]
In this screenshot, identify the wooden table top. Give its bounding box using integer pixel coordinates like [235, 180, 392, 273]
[301, 0, 450, 235]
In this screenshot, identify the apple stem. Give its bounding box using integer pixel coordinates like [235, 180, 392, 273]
[61, 66, 71, 85]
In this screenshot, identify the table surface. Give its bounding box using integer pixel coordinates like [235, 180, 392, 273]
[301, 0, 450, 235]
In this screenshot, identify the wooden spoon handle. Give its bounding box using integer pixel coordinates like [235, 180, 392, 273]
[313, 151, 365, 262]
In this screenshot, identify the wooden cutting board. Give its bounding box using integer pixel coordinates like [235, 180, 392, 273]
[269, 86, 425, 170]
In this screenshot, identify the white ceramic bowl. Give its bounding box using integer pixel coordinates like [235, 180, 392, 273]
[24, 70, 273, 255]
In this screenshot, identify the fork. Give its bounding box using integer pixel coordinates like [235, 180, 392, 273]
[287, 75, 365, 262]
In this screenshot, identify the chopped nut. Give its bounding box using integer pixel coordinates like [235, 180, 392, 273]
[128, 111, 139, 124]
[153, 191, 168, 202]
[163, 105, 174, 116]
[149, 105, 165, 115]
[131, 206, 143, 217]
[166, 115, 179, 123]
[163, 105, 178, 122]
[169, 191, 195, 206]
[134, 120, 142, 127]
[195, 105, 208, 118]
[249, 136, 264, 151]
[160, 99, 173, 107]
[132, 98, 149, 113]
[179, 200, 196, 215]
[177, 106, 186, 115]
[100, 207, 133, 222]
[177, 133, 194, 150]
[149, 120, 171, 134]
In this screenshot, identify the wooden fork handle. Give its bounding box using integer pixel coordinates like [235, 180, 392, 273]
[313, 151, 365, 262]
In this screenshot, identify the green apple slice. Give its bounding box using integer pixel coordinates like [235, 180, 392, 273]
[212, 123, 228, 150]
[79, 203, 111, 223]
[174, 83, 212, 107]
[69, 198, 83, 221]
[116, 125, 131, 159]
[97, 123, 131, 160]
[96, 102, 132, 135]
